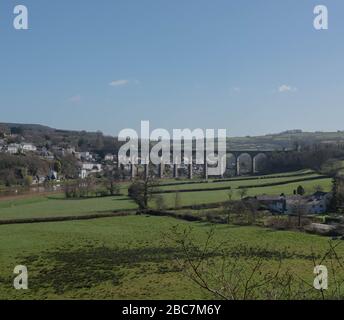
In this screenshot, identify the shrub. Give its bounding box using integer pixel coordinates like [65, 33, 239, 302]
[205, 211, 227, 224]
[24, 175, 33, 187]
[264, 215, 311, 230]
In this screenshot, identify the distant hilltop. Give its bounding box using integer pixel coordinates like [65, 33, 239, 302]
[277, 130, 303, 135]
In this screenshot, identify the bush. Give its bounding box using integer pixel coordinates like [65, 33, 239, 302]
[24, 175, 33, 187]
[264, 215, 311, 230]
[205, 211, 227, 224]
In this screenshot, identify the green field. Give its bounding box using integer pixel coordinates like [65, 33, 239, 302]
[160, 173, 321, 191]
[0, 215, 343, 300]
[0, 170, 339, 300]
[0, 170, 332, 221]
[0, 195, 137, 221]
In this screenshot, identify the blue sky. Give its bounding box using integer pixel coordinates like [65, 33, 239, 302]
[0, 0, 343, 137]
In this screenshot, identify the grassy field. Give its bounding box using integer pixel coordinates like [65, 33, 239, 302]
[0, 170, 331, 221]
[0, 194, 137, 221]
[0, 170, 338, 300]
[159, 173, 325, 191]
[0, 215, 343, 300]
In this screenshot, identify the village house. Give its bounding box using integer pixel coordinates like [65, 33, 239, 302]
[253, 192, 332, 215]
[21, 142, 37, 152]
[104, 154, 114, 161]
[6, 143, 21, 154]
[79, 163, 102, 179]
[286, 191, 332, 215]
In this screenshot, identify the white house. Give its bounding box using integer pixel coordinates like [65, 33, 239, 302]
[255, 192, 332, 215]
[104, 154, 114, 161]
[7, 143, 20, 154]
[21, 143, 37, 152]
[79, 163, 102, 179]
[286, 192, 332, 215]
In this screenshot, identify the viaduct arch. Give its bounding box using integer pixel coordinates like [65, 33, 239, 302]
[127, 150, 284, 179]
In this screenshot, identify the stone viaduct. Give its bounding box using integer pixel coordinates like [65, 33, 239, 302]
[126, 150, 286, 180]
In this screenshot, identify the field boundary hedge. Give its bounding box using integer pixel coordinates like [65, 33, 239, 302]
[153, 186, 231, 194]
[0, 210, 136, 225]
[145, 210, 203, 222]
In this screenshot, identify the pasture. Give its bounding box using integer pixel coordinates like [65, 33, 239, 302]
[0, 170, 339, 300]
[0, 215, 343, 300]
[0, 170, 331, 222]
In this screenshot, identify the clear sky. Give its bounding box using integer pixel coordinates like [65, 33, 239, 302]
[0, 0, 343, 137]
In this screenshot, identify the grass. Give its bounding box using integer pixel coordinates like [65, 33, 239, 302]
[158, 173, 323, 191]
[0, 170, 331, 221]
[0, 215, 343, 300]
[0, 194, 137, 220]
[0, 169, 339, 300]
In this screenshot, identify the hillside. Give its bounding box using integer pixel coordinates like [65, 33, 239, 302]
[2, 123, 344, 151]
[0, 123, 121, 155]
[228, 131, 344, 151]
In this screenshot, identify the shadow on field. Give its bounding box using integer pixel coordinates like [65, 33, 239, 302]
[46, 195, 126, 201]
[21, 246, 191, 294]
[229, 244, 321, 260]
[18, 240, 320, 295]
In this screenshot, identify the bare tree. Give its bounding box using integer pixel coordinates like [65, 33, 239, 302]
[128, 175, 160, 211]
[104, 167, 120, 195]
[290, 196, 308, 227]
[244, 198, 259, 225]
[223, 189, 233, 224]
[84, 175, 95, 197]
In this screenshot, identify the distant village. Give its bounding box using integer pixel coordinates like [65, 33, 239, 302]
[0, 136, 108, 182]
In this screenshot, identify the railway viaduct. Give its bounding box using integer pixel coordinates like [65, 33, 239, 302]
[126, 150, 287, 179]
